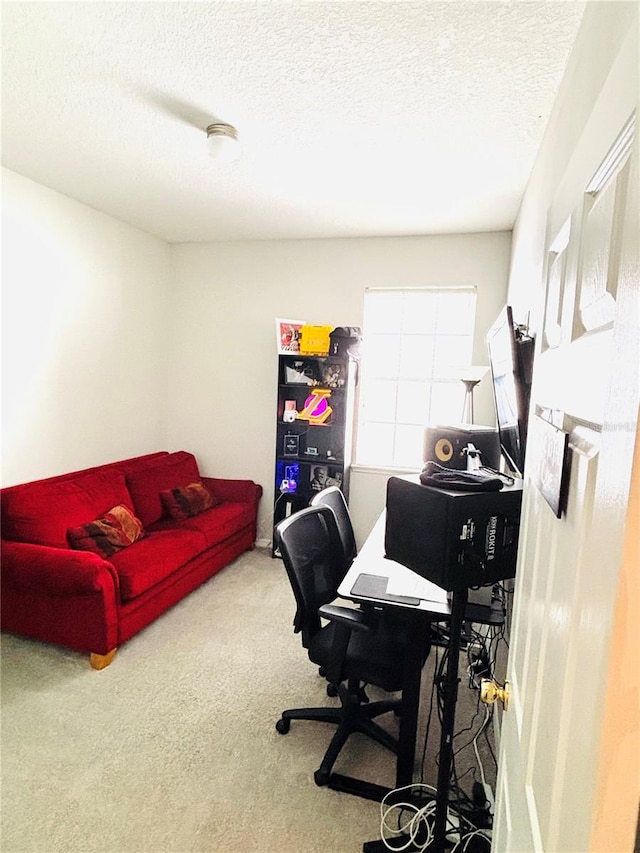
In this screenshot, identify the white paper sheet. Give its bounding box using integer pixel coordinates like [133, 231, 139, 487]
[386, 573, 446, 603]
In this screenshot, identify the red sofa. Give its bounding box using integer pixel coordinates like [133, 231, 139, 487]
[1, 451, 262, 668]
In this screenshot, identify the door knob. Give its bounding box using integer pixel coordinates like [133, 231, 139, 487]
[480, 679, 511, 711]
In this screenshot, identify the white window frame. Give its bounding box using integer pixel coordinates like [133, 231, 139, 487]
[355, 286, 477, 470]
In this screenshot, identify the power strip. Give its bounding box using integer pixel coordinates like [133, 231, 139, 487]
[484, 782, 495, 816]
[471, 780, 495, 828]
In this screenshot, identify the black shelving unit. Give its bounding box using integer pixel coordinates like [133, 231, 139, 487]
[272, 353, 356, 555]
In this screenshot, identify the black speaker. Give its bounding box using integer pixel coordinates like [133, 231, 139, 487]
[384, 475, 523, 591]
[423, 424, 501, 470]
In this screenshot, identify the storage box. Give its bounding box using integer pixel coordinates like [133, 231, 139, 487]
[300, 325, 332, 356]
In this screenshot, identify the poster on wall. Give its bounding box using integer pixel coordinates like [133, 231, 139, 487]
[530, 414, 570, 517]
[276, 319, 305, 354]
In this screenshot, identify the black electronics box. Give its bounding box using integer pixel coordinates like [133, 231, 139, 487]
[423, 424, 500, 470]
[328, 326, 362, 359]
[384, 475, 523, 591]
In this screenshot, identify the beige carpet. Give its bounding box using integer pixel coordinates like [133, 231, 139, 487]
[1, 547, 495, 853]
[1, 549, 400, 853]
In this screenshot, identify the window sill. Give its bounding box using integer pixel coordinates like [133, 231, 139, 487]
[351, 464, 421, 476]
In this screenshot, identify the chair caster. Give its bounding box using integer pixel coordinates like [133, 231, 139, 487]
[314, 769, 330, 787]
[276, 718, 290, 734]
[327, 683, 338, 697]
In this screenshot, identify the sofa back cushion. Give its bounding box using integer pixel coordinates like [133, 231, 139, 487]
[2, 469, 133, 549]
[125, 452, 202, 527]
[2, 453, 169, 498]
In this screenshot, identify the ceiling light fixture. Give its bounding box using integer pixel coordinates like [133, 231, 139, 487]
[206, 122, 239, 162]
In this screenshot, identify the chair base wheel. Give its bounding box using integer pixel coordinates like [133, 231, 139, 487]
[276, 718, 290, 734]
[314, 769, 330, 787]
[327, 683, 338, 697]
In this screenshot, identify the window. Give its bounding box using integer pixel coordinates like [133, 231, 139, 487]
[356, 287, 477, 469]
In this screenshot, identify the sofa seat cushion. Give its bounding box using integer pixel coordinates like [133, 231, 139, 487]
[125, 452, 202, 528]
[109, 528, 206, 601]
[2, 469, 133, 549]
[149, 502, 255, 549]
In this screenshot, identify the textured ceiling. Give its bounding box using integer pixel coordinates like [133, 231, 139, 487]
[1, 1, 585, 243]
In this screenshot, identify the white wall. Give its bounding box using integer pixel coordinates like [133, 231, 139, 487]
[1, 168, 172, 485]
[168, 233, 511, 545]
[1, 168, 510, 544]
[507, 2, 639, 329]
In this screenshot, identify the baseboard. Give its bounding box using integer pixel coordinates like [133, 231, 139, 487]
[255, 538, 271, 550]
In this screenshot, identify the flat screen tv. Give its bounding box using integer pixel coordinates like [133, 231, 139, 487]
[486, 306, 535, 477]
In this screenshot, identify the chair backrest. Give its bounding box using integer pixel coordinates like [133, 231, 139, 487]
[274, 505, 345, 649]
[310, 486, 357, 571]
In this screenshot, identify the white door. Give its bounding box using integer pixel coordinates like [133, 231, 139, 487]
[492, 105, 639, 852]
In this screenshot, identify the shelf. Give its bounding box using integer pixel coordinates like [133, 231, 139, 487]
[274, 351, 355, 553]
[276, 455, 342, 464]
[279, 354, 347, 363]
[279, 383, 346, 391]
[279, 420, 344, 428]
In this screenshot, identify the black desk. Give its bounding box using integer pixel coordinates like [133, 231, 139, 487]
[337, 512, 497, 852]
[338, 513, 449, 788]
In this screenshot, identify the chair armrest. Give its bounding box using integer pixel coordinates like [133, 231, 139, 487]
[201, 477, 263, 505]
[1, 539, 119, 597]
[318, 603, 373, 633]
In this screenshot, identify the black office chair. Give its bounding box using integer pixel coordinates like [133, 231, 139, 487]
[274, 504, 429, 798]
[312, 486, 408, 637]
[310, 485, 357, 571]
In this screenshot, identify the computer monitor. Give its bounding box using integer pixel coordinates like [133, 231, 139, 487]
[486, 306, 534, 477]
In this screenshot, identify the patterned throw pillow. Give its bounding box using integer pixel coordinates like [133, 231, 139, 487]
[68, 504, 144, 558]
[160, 482, 218, 520]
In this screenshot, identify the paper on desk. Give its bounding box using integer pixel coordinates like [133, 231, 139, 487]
[386, 573, 445, 603]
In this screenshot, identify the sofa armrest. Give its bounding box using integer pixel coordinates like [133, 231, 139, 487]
[1, 539, 120, 598]
[201, 477, 263, 505]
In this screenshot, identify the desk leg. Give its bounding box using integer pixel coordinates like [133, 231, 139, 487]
[362, 610, 429, 853]
[433, 587, 468, 849]
[395, 609, 425, 789]
[336, 608, 426, 806]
